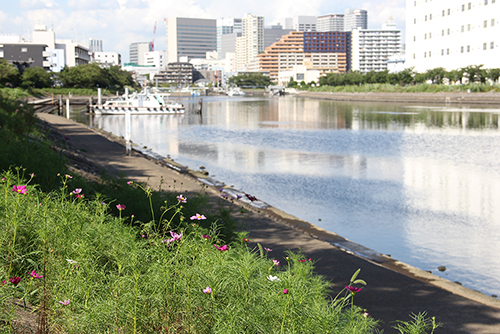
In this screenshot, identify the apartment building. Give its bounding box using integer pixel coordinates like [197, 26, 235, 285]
[344, 9, 368, 31]
[292, 16, 317, 31]
[129, 42, 150, 66]
[405, 0, 500, 72]
[236, 14, 264, 71]
[217, 18, 242, 59]
[351, 20, 402, 73]
[258, 31, 349, 82]
[93, 52, 121, 68]
[165, 17, 217, 63]
[317, 14, 345, 32]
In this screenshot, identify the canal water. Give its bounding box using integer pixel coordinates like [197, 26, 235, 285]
[72, 95, 500, 297]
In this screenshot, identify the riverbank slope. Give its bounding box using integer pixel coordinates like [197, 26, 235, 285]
[37, 112, 500, 333]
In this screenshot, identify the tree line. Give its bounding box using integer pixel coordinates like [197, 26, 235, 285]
[0, 60, 136, 90]
[318, 65, 500, 87]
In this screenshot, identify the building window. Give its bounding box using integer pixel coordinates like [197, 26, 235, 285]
[448, 8, 451, 15]
[425, 33, 427, 39]
[468, 24, 471, 31]
[462, 4, 465, 11]
[447, 48, 450, 55]
[430, 14, 432, 20]
[414, 0, 417, 5]
[425, 15, 427, 21]
[467, 45, 470, 52]
[461, 25, 465, 32]
[414, 36, 416, 41]
[492, 19, 495, 26]
[414, 18, 416, 24]
[429, 32, 432, 38]
[413, 53, 416, 59]
[429, 51, 432, 57]
[21, 47, 27, 52]
[442, 29, 445, 36]
[491, 42, 495, 49]
[484, 20, 488, 27]
[441, 49, 444, 55]
[461, 46, 464, 53]
[485, 0, 488, 4]
[447, 28, 451, 35]
[442, 10, 445, 16]
[424, 52, 427, 57]
[468, 2, 471, 9]
[484, 42, 487, 50]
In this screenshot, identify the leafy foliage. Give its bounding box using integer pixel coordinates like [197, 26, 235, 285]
[228, 73, 271, 87]
[21, 66, 54, 88]
[0, 60, 19, 87]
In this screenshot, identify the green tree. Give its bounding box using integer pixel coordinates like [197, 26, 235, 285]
[425, 67, 446, 84]
[227, 73, 271, 87]
[21, 66, 53, 88]
[462, 65, 485, 84]
[0, 60, 19, 87]
[107, 65, 135, 89]
[397, 67, 415, 85]
[486, 68, 500, 84]
[446, 69, 464, 84]
[58, 63, 110, 89]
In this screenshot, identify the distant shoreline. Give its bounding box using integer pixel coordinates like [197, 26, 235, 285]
[296, 91, 500, 105]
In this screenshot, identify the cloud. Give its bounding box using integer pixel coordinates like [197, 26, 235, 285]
[19, 0, 59, 9]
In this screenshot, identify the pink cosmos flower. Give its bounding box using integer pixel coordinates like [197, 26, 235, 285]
[243, 238, 249, 242]
[162, 231, 183, 244]
[202, 235, 212, 239]
[283, 289, 289, 294]
[75, 194, 84, 199]
[345, 286, 363, 294]
[127, 181, 133, 185]
[190, 213, 206, 220]
[264, 247, 273, 252]
[72, 188, 82, 194]
[299, 259, 306, 262]
[214, 244, 228, 252]
[1, 177, 6, 182]
[12, 185, 27, 195]
[176, 194, 187, 203]
[116, 204, 126, 211]
[59, 299, 70, 306]
[9, 277, 21, 285]
[203, 286, 212, 294]
[30, 173, 36, 178]
[273, 259, 280, 266]
[1, 280, 6, 286]
[29, 270, 43, 279]
[65, 174, 73, 179]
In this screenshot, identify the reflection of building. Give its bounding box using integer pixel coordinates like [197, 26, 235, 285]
[165, 17, 217, 63]
[351, 20, 402, 73]
[405, 0, 500, 72]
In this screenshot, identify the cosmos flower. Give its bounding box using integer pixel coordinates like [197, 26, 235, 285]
[190, 213, 206, 220]
[203, 287, 212, 294]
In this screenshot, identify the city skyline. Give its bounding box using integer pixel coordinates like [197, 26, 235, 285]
[0, 0, 406, 63]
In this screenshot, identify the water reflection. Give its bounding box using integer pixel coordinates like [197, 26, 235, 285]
[85, 96, 500, 296]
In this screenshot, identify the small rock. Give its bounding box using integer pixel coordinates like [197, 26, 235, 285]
[438, 266, 446, 272]
[199, 166, 206, 170]
[318, 218, 322, 221]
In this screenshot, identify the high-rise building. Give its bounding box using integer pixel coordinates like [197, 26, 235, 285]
[293, 16, 317, 31]
[344, 9, 368, 31]
[129, 42, 150, 65]
[236, 14, 264, 71]
[165, 17, 216, 63]
[351, 20, 402, 73]
[405, 0, 499, 72]
[217, 18, 242, 59]
[265, 25, 293, 48]
[317, 14, 345, 32]
[88, 39, 103, 53]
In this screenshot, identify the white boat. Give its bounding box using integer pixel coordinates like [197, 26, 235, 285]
[93, 88, 185, 115]
[226, 87, 246, 97]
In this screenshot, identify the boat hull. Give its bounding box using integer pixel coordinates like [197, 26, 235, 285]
[93, 105, 185, 115]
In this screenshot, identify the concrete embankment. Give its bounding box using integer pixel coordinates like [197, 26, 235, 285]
[36, 112, 500, 334]
[297, 91, 500, 105]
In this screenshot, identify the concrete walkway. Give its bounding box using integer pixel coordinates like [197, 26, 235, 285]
[38, 113, 500, 333]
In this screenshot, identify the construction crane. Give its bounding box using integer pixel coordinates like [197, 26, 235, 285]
[150, 21, 157, 51]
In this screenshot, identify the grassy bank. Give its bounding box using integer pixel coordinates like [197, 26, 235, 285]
[304, 83, 500, 93]
[0, 92, 440, 333]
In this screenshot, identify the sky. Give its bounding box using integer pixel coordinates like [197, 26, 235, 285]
[0, 0, 406, 63]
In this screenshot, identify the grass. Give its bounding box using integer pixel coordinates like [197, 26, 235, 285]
[307, 83, 500, 93]
[0, 90, 441, 333]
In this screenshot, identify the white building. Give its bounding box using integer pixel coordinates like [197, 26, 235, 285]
[351, 20, 402, 73]
[93, 52, 121, 67]
[317, 14, 345, 32]
[87, 39, 103, 53]
[55, 39, 90, 67]
[129, 42, 150, 66]
[144, 50, 166, 69]
[292, 16, 317, 31]
[236, 13, 264, 71]
[344, 9, 368, 31]
[278, 65, 321, 86]
[405, 0, 500, 72]
[387, 53, 406, 73]
[217, 18, 242, 59]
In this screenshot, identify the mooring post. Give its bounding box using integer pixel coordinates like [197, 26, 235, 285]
[59, 95, 63, 116]
[98, 88, 102, 105]
[66, 99, 70, 119]
[125, 110, 131, 156]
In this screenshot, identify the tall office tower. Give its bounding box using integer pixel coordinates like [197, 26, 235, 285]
[165, 17, 217, 63]
[292, 16, 317, 31]
[264, 25, 293, 48]
[317, 14, 345, 32]
[351, 19, 402, 73]
[406, 0, 499, 72]
[88, 39, 103, 53]
[217, 18, 242, 59]
[344, 9, 368, 31]
[236, 13, 264, 71]
[129, 42, 150, 65]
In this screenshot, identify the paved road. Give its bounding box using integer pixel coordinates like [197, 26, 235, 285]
[38, 113, 500, 333]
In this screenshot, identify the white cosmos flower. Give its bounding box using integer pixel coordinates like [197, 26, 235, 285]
[66, 259, 77, 264]
[267, 275, 281, 282]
